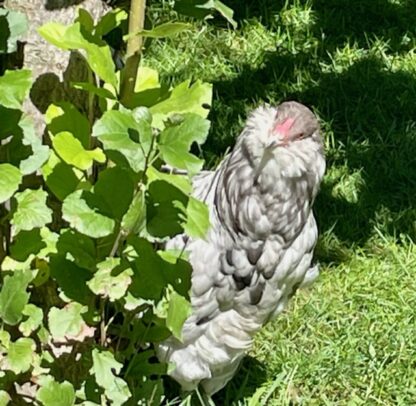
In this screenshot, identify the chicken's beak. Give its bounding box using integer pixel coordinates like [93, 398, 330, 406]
[267, 136, 286, 149]
[268, 117, 295, 149]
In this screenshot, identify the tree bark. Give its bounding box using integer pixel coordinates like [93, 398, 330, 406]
[4, 0, 110, 134]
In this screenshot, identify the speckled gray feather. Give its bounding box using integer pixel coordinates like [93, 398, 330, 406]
[158, 102, 326, 395]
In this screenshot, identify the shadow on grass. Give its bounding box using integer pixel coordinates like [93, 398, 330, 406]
[205, 1, 416, 262]
[161, 356, 267, 405]
[227, 0, 416, 51]
[213, 356, 268, 405]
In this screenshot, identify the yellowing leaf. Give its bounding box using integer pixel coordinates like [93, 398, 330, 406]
[52, 131, 106, 171]
[6, 337, 36, 374]
[11, 189, 53, 232]
[87, 258, 133, 301]
[0, 164, 22, 204]
[48, 302, 94, 342]
[91, 349, 131, 405]
[135, 66, 160, 93]
[19, 304, 43, 337]
[36, 378, 75, 406]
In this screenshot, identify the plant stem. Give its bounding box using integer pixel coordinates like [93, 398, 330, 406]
[99, 299, 106, 346]
[109, 229, 124, 257]
[120, 0, 147, 106]
[0, 205, 10, 261]
[109, 132, 156, 258]
[87, 68, 96, 131]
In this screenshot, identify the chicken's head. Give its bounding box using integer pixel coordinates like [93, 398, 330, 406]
[241, 101, 323, 164]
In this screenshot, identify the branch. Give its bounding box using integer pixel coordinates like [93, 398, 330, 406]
[120, 0, 147, 106]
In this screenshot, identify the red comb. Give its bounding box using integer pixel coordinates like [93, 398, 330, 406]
[273, 117, 295, 136]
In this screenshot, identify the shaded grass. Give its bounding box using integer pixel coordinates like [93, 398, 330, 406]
[145, 0, 416, 403]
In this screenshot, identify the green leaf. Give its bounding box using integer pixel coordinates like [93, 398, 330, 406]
[92, 110, 153, 172]
[166, 291, 192, 340]
[128, 237, 168, 300]
[0, 330, 11, 347]
[95, 9, 128, 37]
[128, 237, 192, 300]
[0, 164, 22, 203]
[0, 270, 33, 325]
[45, 103, 90, 148]
[125, 349, 168, 377]
[87, 258, 133, 301]
[150, 79, 212, 129]
[38, 22, 117, 87]
[6, 337, 35, 374]
[0, 15, 8, 54]
[57, 230, 96, 271]
[19, 304, 43, 336]
[0, 69, 32, 109]
[134, 66, 160, 93]
[202, 0, 237, 28]
[148, 166, 192, 194]
[41, 152, 81, 201]
[93, 167, 135, 220]
[36, 379, 75, 406]
[159, 114, 210, 174]
[52, 131, 106, 171]
[174, 0, 237, 28]
[128, 22, 191, 38]
[48, 302, 89, 341]
[32, 258, 51, 287]
[62, 190, 115, 238]
[10, 229, 47, 261]
[183, 196, 210, 239]
[1, 256, 32, 273]
[71, 82, 117, 100]
[91, 349, 131, 406]
[0, 107, 22, 142]
[146, 180, 188, 238]
[49, 255, 93, 304]
[0, 9, 28, 53]
[11, 189, 53, 232]
[76, 8, 94, 32]
[0, 133, 32, 170]
[38, 227, 59, 258]
[121, 188, 146, 234]
[18, 116, 50, 175]
[0, 390, 11, 406]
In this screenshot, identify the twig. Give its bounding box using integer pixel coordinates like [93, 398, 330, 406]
[109, 229, 124, 257]
[99, 299, 106, 346]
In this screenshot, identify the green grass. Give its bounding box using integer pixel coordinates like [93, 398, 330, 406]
[144, 0, 416, 404]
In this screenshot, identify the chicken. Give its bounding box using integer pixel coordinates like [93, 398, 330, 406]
[157, 101, 326, 395]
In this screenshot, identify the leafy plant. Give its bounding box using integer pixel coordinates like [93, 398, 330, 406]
[0, 0, 234, 403]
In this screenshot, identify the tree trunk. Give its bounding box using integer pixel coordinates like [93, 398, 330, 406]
[4, 0, 110, 134]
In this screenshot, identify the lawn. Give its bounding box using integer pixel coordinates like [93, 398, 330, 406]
[144, 0, 416, 404]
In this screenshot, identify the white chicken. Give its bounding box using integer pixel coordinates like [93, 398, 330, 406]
[158, 101, 326, 395]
